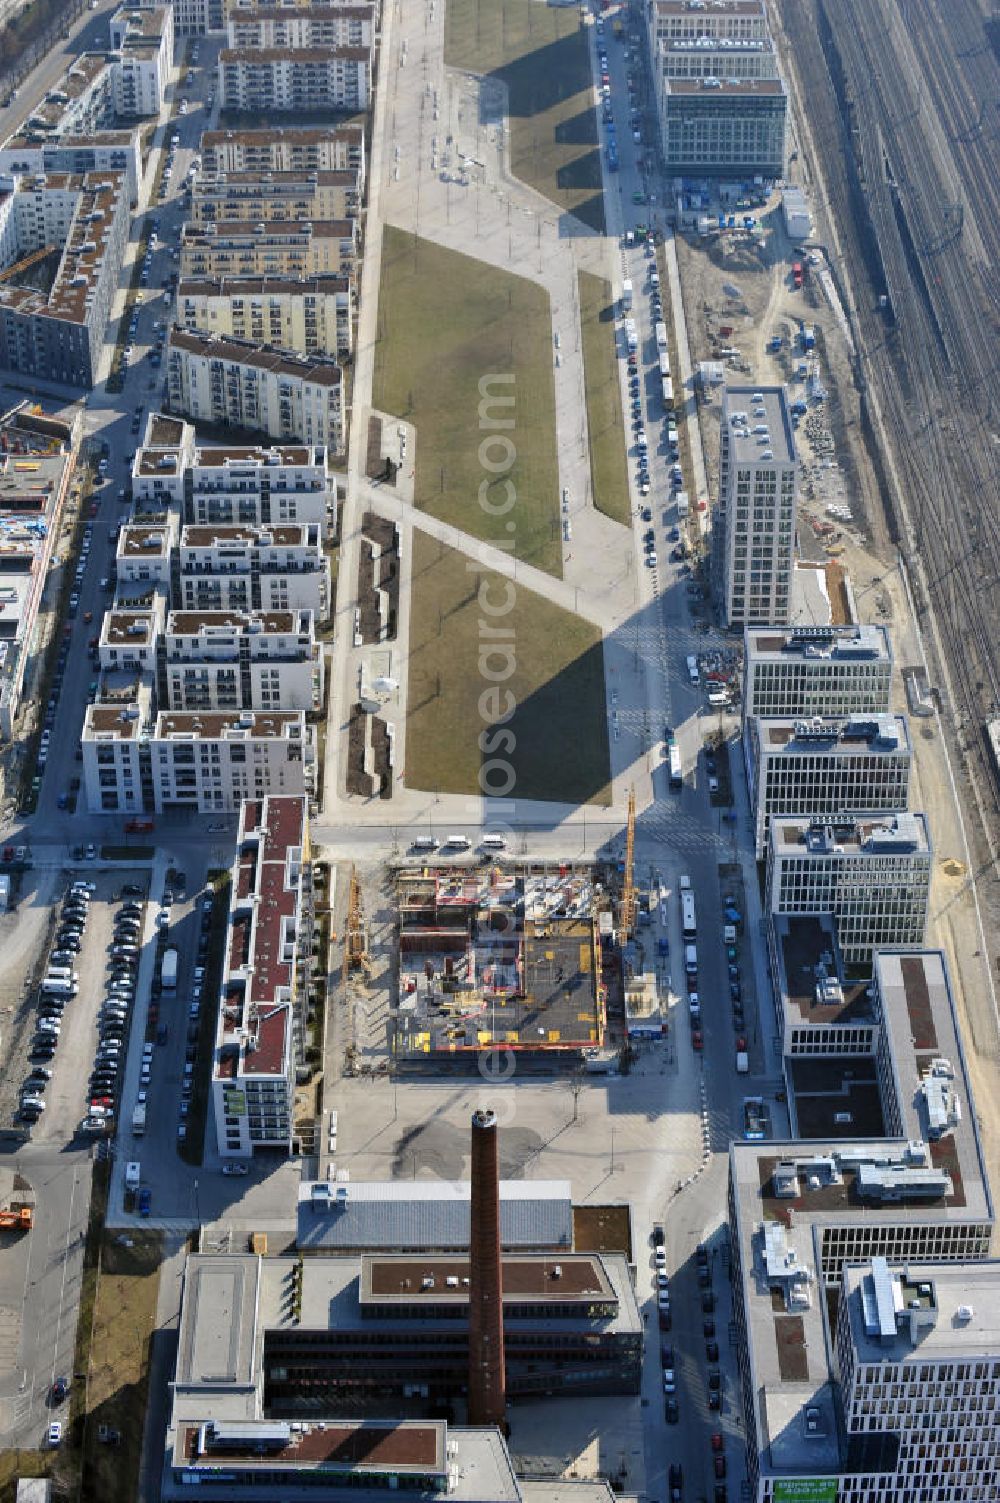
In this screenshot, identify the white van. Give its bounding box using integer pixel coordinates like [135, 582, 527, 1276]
[411, 836, 439, 852]
[125, 1162, 141, 1189]
[443, 835, 471, 851]
[686, 654, 700, 685]
[481, 834, 507, 852]
[42, 978, 78, 997]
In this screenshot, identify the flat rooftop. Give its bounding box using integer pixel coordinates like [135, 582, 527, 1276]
[201, 123, 365, 150]
[663, 36, 774, 53]
[654, 0, 765, 13]
[154, 709, 303, 739]
[843, 1259, 1000, 1365]
[169, 328, 342, 388]
[771, 811, 930, 858]
[166, 608, 299, 636]
[666, 76, 784, 95]
[746, 623, 891, 664]
[181, 523, 311, 549]
[296, 1179, 573, 1254]
[220, 45, 371, 64]
[361, 1252, 615, 1305]
[731, 1136, 991, 1235]
[191, 444, 316, 469]
[178, 272, 350, 299]
[120, 526, 170, 558]
[875, 951, 992, 1223]
[758, 714, 908, 755]
[774, 914, 872, 1028]
[182, 218, 355, 243]
[723, 384, 796, 466]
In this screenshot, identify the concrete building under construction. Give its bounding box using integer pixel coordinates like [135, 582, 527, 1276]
[392, 866, 608, 1063]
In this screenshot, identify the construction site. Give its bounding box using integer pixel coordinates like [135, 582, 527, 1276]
[339, 804, 644, 1071]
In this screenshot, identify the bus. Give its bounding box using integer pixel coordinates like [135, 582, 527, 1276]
[667, 739, 682, 790]
[681, 889, 696, 938]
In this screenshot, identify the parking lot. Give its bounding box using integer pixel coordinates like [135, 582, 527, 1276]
[0, 869, 151, 1142]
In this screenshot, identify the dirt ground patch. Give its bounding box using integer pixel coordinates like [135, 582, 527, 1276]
[406, 532, 610, 803]
[81, 1230, 162, 1502]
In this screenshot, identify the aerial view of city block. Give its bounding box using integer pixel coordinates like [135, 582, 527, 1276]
[0, 0, 994, 1499]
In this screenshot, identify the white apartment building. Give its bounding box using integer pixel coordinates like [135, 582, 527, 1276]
[109, 4, 174, 116]
[743, 624, 893, 721]
[98, 606, 163, 675]
[766, 812, 931, 966]
[714, 385, 797, 628]
[130, 415, 335, 537]
[747, 713, 911, 857]
[660, 76, 787, 177]
[177, 522, 330, 615]
[82, 689, 154, 814]
[218, 47, 371, 114]
[180, 218, 357, 280]
[166, 329, 345, 453]
[177, 274, 353, 358]
[116, 521, 176, 585]
[151, 708, 312, 812]
[161, 608, 322, 713]
[200, 125, 365, 186]
[211, 795, 310, 1158]
[191, 169, 360, 226]
[727, 1139, 994, 1502]
[0, 169, 130, 388]
[227, 5, 375, 51]
[186, 442, 334, 536]
[834, 1258, 1000, 1503]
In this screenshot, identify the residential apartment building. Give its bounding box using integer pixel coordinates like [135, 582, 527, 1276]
[177, 274, 353, 358]
[185, 441, 335, 535]
[218, 47, 371, 114]
[109, 4, 174, 116]
[832, 1258, 1000, 1503]
[130, 415, 335, 535]
[211, 794, 309, 1158]
[151, 708, 312, 812]
[166, 329, 345, 452]
[661, 76, 786, 177]
[161, 608, 322, 713]
[713, 385, 797, 628]
[0, 430, 74, 739]
[200, 124, 365, 187]
[0, 169, 130, 388]
[191, 169, 360, 226]
[746, 713, 911, 857]
[766, 812, 931, 967]
[177, 523, 330, 615]
[0, 53, 141, 201]
[743, 624, 893, 721]
[180, 217, 357, 280]
[227, 5, 375, 51]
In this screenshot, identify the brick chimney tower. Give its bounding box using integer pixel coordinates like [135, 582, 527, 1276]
[467, 1107, 506, 1428]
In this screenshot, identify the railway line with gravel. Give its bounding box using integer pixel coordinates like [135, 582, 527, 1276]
[775, 0, 1000, 837]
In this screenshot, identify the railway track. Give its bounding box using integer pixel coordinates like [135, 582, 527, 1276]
[775, 0, 1000, 828]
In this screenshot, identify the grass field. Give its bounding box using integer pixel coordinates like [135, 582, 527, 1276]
[374, 228, 562, 576]
[578, 271, 630, 526]
[80, 1229, 163, 1502]
[445, 0, 604, 233]
[406, 533, 610, 804]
